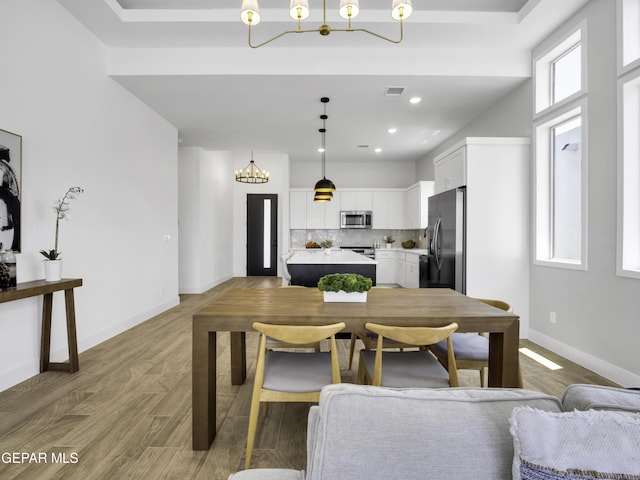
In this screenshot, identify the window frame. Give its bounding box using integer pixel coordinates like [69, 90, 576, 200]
[533, 101, 589, 271]
[618, 0, 640, 75]
[534, 24, 586, 119]
[617, 68, 640, 279]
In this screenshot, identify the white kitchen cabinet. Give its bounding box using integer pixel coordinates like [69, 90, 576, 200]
[395, 250, 406, 287]
[289, 191, 308, 229]
[434, 146, 466, 193]
[290, 189, 341, 229]
[404, 181, 435, 229]
[372, 190, 405, 229]
[433, 137, 531, 333]
[375, 249, 395, 284]
[404, 252, 420, 288]
[340, 190, 373, 211]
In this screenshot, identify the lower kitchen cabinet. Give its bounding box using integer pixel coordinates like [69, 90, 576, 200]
[404, 252, 420, 288]
[395, 251, 406, 287]
[375, 249, 395, 284]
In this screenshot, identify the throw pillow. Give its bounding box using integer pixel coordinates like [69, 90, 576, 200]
[510, 406, 640, 480]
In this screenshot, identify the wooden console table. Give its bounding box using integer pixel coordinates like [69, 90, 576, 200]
[0, 278, 83, 373]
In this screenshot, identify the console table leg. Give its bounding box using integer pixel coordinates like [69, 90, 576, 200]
[40, 293, 54, 373]
[64, 288, 79, 372]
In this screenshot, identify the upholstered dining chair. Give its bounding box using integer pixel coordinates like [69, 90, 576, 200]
[358, 322, 459, 388]
[245, 321, 346, 469]
[428, 298, 522, 387]
[347, 286, 411, 369]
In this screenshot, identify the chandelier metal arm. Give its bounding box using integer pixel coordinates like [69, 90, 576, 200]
[248, 23, 326, 49]
[329, 21, 405, 44]
[248, 21, 404, 48]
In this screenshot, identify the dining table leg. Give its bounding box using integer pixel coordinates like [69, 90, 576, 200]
[192, 322, 217, 450]
[487, 319, 520, 388]
[230, 332, 247, 385]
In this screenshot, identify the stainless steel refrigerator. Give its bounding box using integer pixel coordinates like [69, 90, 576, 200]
[420, 187, 466, 293]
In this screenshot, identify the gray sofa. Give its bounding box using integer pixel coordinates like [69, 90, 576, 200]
[229, 383, 640, 480]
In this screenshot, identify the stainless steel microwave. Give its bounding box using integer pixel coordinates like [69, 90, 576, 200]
[340, 211, 372, 229]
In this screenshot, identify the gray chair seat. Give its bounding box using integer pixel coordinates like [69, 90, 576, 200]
[431, 333, 488, 361]
[263, 351, 333, 393]
[360, 350, 450, 388]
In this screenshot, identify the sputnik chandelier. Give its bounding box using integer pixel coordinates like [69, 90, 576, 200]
[313, 97, 336, 202]
[240, 0, 413, 49]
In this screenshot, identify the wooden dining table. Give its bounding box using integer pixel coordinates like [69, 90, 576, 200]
[192, 287, 520, 450]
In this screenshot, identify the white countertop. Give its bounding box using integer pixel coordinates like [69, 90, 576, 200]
[376, 247, 430, 255]
[288, 249, 377, 265]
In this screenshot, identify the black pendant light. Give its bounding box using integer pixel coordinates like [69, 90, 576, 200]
[314, 97, 336, 202]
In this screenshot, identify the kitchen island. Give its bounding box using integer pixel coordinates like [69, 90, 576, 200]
[287, 249, 377, 287]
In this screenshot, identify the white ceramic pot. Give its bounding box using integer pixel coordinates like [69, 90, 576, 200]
[323, 291, 367, 303]
[44, 259, 63, 281]
[386, 243, 392, 249]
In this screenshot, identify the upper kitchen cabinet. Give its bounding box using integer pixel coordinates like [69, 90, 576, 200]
[434, 146, 466, 193]
[372, 190, 404, 229]
[405, 181, 435, 229]
[340, 191, 373, 211]
[290, 190, 341, 229]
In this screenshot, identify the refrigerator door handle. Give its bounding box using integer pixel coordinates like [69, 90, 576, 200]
[433, 217, 443, 271]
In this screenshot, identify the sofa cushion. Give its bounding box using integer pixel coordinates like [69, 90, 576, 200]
[227, 469, 305, 480]
[306, 384, 562, 480]
[562, 384, 640, 413]
[510, 407, 640, 480]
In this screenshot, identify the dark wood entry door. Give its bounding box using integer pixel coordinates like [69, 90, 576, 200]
[246, 194, 277, 276]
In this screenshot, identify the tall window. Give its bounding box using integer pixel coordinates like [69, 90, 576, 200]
[618, 0, 640, 278]
[534, 26, 587, 269]
[551, 116, 582, 262]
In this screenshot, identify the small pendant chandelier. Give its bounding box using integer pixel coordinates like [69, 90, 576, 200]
[235, 150, 269, 183]
[314, 97, 336, 202]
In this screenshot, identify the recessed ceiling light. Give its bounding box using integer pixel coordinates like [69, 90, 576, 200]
[318, 148, 325, 152]
[409, 97, 422, 104]
[388, 128, 397, 134]
[374, 148, 382, 153]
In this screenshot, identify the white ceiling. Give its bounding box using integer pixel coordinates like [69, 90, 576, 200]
[57, 0, 590, 164]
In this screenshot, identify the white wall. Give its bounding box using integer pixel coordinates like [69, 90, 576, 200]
[233, 152, 291, 277]
[178, 148, 234, 293]
[528, 0, 640, 386]
[290, 160, 416, 189]
[0, 1, 179, 391]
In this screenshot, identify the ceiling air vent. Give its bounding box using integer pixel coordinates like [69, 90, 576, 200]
[384, 86, 406, 96]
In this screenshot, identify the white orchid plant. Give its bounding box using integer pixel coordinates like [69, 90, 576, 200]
[40, 187, 84, 260]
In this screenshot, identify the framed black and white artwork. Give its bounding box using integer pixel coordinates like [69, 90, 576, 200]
[0, 128, 21, 253]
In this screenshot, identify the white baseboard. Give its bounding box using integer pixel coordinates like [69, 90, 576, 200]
[179, 274, 233, 295]
[528, 329, 640, 387]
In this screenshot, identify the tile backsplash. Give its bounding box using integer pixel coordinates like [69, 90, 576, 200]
[290, 229, 428, 249]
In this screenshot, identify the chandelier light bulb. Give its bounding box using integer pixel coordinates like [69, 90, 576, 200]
[241, 0, 261, 25]
[391, 0, 413, 21]
[289, 0, 310, 20]
[339, 0, 360, 19]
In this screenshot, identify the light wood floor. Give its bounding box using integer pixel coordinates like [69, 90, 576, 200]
[0, 277, 619, 479]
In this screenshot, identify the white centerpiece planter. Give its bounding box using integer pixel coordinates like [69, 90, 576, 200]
[44, 259, 63, 282]
[323, 291, 368, 303]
